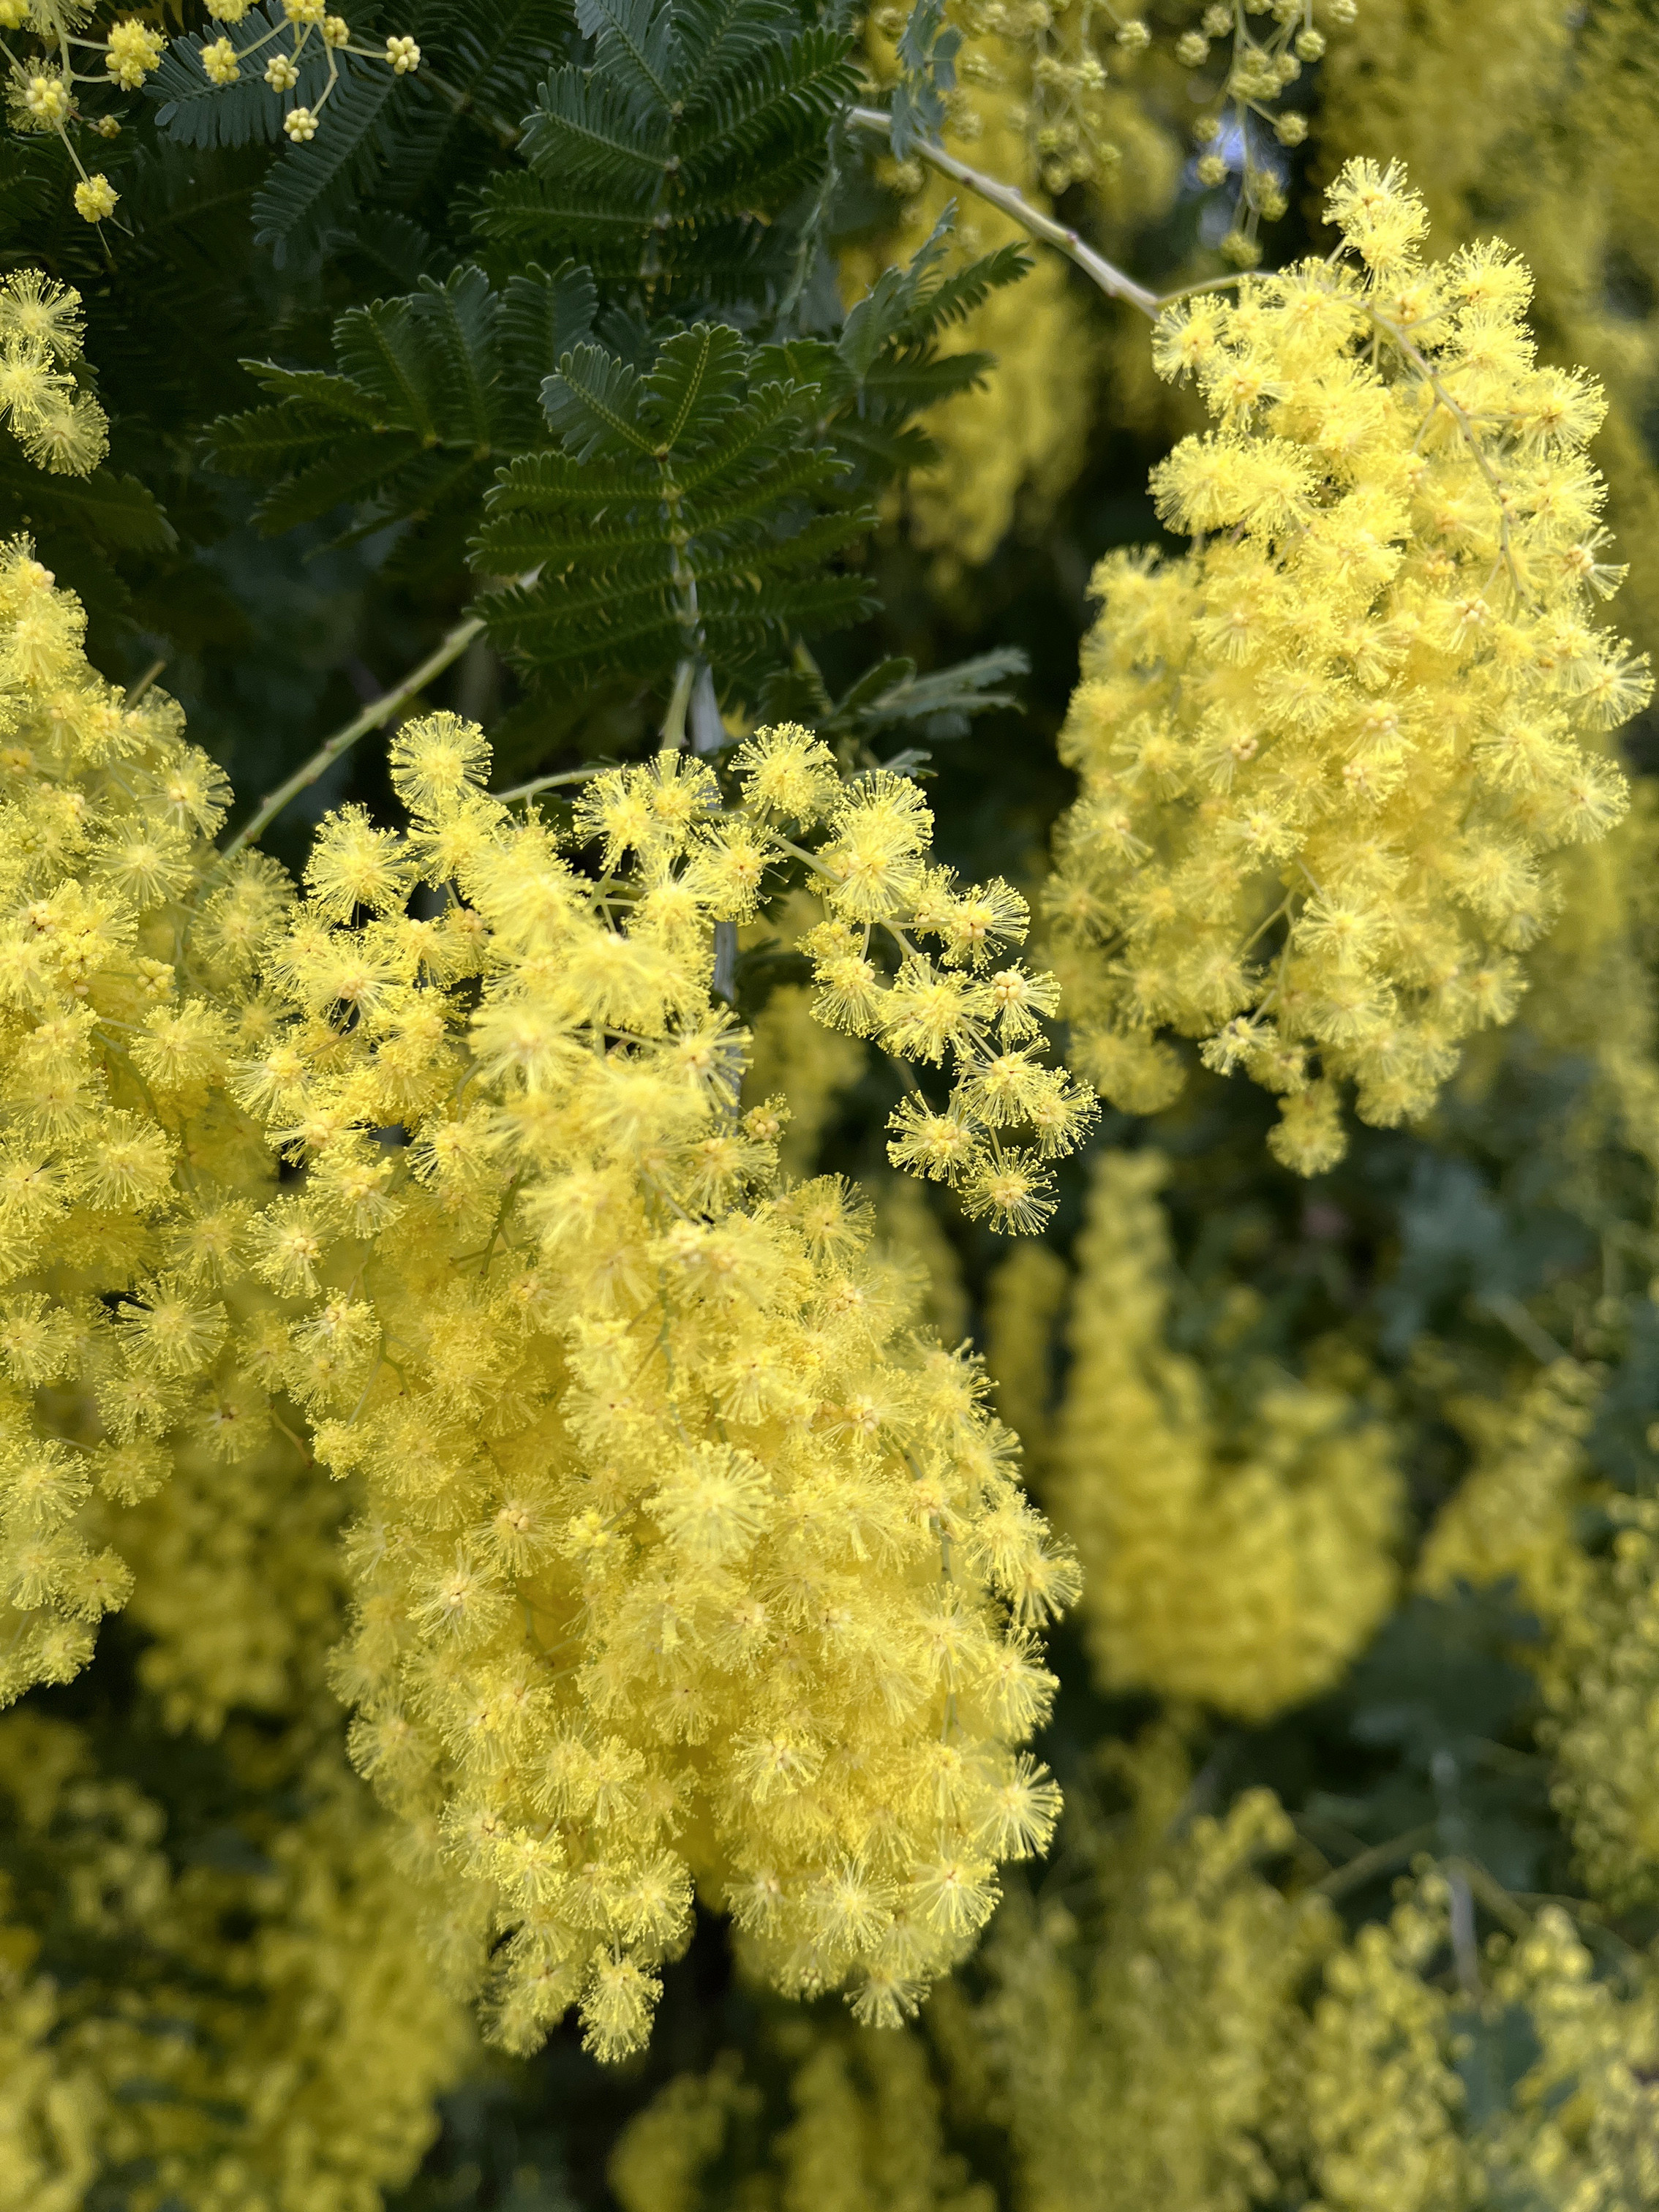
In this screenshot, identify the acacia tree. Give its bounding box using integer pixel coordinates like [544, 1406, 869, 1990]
[2, 3, 1659, 2208]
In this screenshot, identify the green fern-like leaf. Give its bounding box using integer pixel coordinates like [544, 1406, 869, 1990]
[204, 263, 596, 560]
[0, 454, 176, 556]
[753, 642, 1028, 749]
[252, 59, 406, 263]
[475, 319, 873, 686]
[476, 0, 857, 293]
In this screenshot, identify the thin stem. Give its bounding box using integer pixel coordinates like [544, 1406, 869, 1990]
[1445, 1856, 1532, 1941]
[125, 657, 165, 707]
[1480, 1291, 1568, 1366]
[1446, 1865, 1482, 1998]
[661, 658, 696, 748]
[218, 608, 486, 862]
[418, 64, 524, 148]
[1310, 1821, 1438, 1900]
[845, 107, 1161, 320]
[494, 764, 611, 804]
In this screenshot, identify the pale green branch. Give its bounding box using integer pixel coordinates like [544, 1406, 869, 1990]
[846, 105, 1161, 320]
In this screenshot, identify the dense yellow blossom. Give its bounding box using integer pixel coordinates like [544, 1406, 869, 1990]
[0, 513, 1086, 2066]
[0, 1711, 468, 2212]
[1047, 161, 1648, 1170]
[205, 716, 1083, 2059]
[1322, 0, 1659, 661]
[606, 1738, 1330, 2212]
[971, 1769, 1659, 2212]
[0, 503, 475, 2198]
[1048, 1149, 1400, 1720]
[1322, 3, 1659, 1190]
[976, 1747, 1333, 2212]
[112, 1418, 348, 1735]
[1304, 1873, 1659, 2212]
[0, 0, 419, 170]
[609, 1740, 1659, 2212]
[0, 535, 298, 1706]
[0, 270, 106, 476]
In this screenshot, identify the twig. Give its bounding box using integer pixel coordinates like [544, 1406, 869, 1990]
[126, 657, 166, 707]
[1446, 1865, 1482, 1997]
[1480, 1292, 1568, 1367]
[846, 106, 1161, 320]
[1310, 1821, 1438, 1900]
[494, 764, 612, 804]
[219, 609, 487, 862]
[1446, 1855, 1531, 1940]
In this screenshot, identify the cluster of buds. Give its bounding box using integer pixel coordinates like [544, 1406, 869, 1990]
[196, 0, 421, 144]
[0, 0, 421, 217]
[928, 0, 1353, 215]
[1179, 0, 1358, 266]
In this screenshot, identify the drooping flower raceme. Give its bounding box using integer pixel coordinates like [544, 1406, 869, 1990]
[1047, 1149, 1401, 1720]
[1047, 159, 1649, 1172]
[0, 538, 298, 1707]
[220, 718, 1080, 2061]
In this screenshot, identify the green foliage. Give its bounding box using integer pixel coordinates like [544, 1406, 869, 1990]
[476, 318, 872, 682]
[756, 642, 1031, 756]
[888, 0, 962, 158]
[476, 0, 859, 292]
[206, 263, 597, 574]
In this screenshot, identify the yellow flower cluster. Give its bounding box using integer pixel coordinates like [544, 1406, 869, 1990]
[0, 1710, 469, 2212]
[0, 0, 420, 203]
[1047, 160, 1649, 1173]
[1541, 1497, 1659, 1911]
[113, 1404, 350, 1737]
[610, 2028, 991, 2212]
[193, 0, 421, 146]
[0, 540, 298, 1706]
[608, 1734, 1331, 2212]
[1045, 1148, 1399, 1719]
[1320, 2, 1659, 1168]
[1417, 1355, 1597, 1633]
[1320, 0, 1659, 666]
[1301, 1880, 1469, 2211]
[0, 270, 107, 476]
[217, 718, 1078, 2059]
[977, 1747, 1333, 2212]
[775, 731, 1093, 1230]
[981, 1781, 1659, 2212]
[0, 507, 474, 2196]
[881, 0, 1350, 230]
[1305, 1874, 1659, 2212]
[599, 1723, 1659, 2212]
